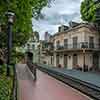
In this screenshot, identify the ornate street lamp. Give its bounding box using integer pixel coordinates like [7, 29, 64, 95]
[5, 11, 15, 76]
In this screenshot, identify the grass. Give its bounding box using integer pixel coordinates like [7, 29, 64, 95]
[0, 64, 14, 100]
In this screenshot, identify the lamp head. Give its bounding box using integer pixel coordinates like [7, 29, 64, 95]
[5, 11, 15, 24]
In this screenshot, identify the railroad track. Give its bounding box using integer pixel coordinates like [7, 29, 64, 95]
[37, 65, 100, 100]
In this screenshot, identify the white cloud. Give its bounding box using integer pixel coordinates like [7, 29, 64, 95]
[32, 0, 82, 40]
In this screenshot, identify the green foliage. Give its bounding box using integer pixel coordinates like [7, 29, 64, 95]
[14, 51, 25, 63]
[0, 0, 55, 63]
[80, 0, 100, 23]
[0, 0, 48, 47]
[0, 65, 14, 100]
[0, 0, 50, 63]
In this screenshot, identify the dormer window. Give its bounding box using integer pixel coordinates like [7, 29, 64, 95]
[58, 25, 69, 32]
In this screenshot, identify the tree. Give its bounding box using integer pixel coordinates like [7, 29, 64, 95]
[80, 0, 100, 23]
[0, 0, 50, 47]
[0, 0, 54, 63]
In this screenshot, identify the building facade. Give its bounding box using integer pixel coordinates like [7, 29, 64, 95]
[16, 32, 40, 63]
[42, 23, 100, 71]
[39, 40, 52, 64]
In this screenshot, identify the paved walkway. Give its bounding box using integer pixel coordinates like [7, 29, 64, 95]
[16, 64, 91, 100]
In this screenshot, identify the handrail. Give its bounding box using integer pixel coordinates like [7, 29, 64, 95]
[55, 42, 100, 50]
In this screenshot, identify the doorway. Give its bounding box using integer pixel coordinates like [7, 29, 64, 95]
[56, 55, 59, 67]
[73, 54, 78, 68]
[93, 53, 99, 70]
[26, 52, 33, 62]
[64, 55, 68, 68]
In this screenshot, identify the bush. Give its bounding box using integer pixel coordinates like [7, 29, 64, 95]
[0, 64, 14, 100]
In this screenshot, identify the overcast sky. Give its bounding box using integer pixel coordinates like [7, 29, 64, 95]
[32, 0, 83, 39]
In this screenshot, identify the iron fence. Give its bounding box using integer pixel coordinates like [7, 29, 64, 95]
[55, 42, 100, 50]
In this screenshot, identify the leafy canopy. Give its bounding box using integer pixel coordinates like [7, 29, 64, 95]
[0, 0, 49, 47]
[80, 0, 100, 23]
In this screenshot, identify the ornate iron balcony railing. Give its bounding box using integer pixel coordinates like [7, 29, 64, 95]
[55, 42, 100, 50]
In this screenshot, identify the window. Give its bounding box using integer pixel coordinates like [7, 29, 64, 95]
[58, 27, 61, 32]
[64, 39, 68, 48]
[89, 37, 94, 48]
[32, 44, 34, 49]
[56, 40, 60, 49]
[63, 26, 68, 31]
[73, 37, 78, 48]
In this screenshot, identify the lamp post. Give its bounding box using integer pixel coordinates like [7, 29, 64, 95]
[5, 11, 15, 76]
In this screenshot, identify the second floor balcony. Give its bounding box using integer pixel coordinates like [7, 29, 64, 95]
[55, 42, 100, 51]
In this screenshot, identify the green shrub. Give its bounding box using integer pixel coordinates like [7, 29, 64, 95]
[0, 64, 14, 100]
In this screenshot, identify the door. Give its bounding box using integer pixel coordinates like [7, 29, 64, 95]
[56, 55, 59, 66]
[27, 52, 33, 62]
[93, 54, 99, 70]
[64, 55, 68, 68]
[51, 56, 53, 65]
[73, 54, 78, 68]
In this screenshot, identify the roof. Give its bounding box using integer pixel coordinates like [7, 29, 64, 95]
[51, 23, 97, 38]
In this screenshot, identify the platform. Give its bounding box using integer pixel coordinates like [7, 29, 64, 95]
[37, 64, 100, 88]
[16, 64, 90, 100]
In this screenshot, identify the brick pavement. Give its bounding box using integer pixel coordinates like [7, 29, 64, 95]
[16, 64, 91, 100]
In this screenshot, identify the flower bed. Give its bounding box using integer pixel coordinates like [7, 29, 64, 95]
[0, 64, 14, 100]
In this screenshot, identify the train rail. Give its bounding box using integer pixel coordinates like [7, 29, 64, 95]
[37, 65, 100, 100]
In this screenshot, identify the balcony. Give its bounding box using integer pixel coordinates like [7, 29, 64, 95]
[43, 45, 54, 51]
[42, 46, 54, 55]
[55, 42, 100, 51]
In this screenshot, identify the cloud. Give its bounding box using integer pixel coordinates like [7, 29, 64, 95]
[32, 0, 82, 39]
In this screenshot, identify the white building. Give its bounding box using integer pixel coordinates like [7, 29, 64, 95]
[16, 32, 40, 63]
[42, 23, 100, 71]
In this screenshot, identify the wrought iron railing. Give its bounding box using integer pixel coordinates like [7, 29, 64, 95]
[55, 42, 100, 50]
